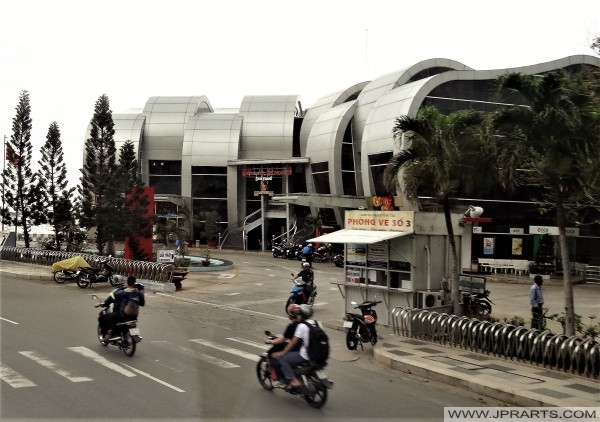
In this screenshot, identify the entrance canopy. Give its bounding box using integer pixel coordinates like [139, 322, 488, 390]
[307, 229, 411, 244]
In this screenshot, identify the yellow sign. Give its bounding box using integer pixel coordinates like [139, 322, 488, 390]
[345, 210, 414, 233]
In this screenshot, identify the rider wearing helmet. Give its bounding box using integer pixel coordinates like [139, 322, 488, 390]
[271, 303, 320, 391]
[295, 262, 315, 301]
[302, 243, 314, 266]
[266, 304, 302, 354]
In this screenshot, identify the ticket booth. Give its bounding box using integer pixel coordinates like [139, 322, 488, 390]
[309, 210, 461, 325]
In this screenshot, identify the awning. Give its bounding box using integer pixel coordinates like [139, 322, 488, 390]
[307, 229, 411, 244]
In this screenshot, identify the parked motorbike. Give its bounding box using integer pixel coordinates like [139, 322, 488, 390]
[53, 268, 83, 284]
[311, 244, 343, 267]
[92, 295, 142, 357]
[52, 255, 90, 284]
[256, 330, 333, 408]
[343, 299, 381, 350]
[462, 290, 494, 318]
[285, 274, 317, 313]
[272, 242, 285, 258]
[77, 260, 117, 289]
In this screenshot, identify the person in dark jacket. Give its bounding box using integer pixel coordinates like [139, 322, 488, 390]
[98, 276, 145, 341]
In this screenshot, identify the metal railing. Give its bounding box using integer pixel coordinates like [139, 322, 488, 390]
[585, 265, 600, 282]
[391, 306, 599, 379]
[0, 247, 175, 283]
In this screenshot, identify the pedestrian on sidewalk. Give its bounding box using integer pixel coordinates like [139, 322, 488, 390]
[530, 275, 544, 330]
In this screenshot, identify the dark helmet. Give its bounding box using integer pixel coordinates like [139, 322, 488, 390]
[112, 276, 124, 289]
[134, 282, 145, 291]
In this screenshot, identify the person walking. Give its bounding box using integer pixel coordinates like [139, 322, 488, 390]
[530, 274, 545, 330]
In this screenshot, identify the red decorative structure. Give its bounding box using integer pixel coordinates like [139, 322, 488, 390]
[124, 186, 155, 260]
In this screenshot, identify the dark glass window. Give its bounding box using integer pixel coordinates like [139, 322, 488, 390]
[192, 166, 227, 175]
[192, 175, 227, 198]
[342, 172, 357, 196]
[311, 162, 328, 173]
[341, 143, 354, 171]
[313, 173, 331, 194]
[149, 176, 181, 195]
[369, 152, 392, 196]
[149, 160, 181, 175]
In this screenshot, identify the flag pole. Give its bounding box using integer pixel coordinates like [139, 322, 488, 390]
[2, 135, 5, 232]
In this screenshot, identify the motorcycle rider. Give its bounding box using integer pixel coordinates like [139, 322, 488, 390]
[98, 276, 145, 341]
[302, 243, 314, 266]
[266, 304, 302, 387]
[294, 262, 315, 301]
[271, 304, 319, 392]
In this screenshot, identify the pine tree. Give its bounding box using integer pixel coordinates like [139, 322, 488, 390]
[1, 90, 46, 248]
[38, 122, 75, 250]
[78, 94, 118, 255]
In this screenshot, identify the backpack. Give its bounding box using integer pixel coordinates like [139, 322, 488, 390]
[303, 321, 329, 366]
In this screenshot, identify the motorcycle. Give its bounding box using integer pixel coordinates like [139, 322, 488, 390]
[314, 244, 343, 267]
[272, 242, 285, 258]
[77, 260, 117, 289]
[92, 295, 142, 357]
[51, 255, 91, 284]
[256, 330, 333, 408]
[462, 290, 494, 317]
[343, 299, 381, 350]
[285, 274, 317, 313]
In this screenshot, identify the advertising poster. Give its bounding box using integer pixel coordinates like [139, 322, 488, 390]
[346, 244, 366, 266]
[512, 238, 523, 255]
[367, 243, 388, 268]
[483, 237, 494, 255]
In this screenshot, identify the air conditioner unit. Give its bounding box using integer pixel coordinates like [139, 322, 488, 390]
[416, 291, 445, 308]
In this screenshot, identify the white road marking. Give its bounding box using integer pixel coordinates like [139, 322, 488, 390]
[67, 347, 136, 377]
[0, 363, 36, 388]
[151, 341, 240, 368]
[0, 317, 19, 324]
[218, 274, 235, 279]
[254, 282, 263, 286]
[122, 364, 185, 392]
[19, 351, 92, 382]
[312, 302, 328, 307]
[155, 294, 289, 322]
[226, 337, 269, 350]
[190, 339, 259, 361]
[224, 292, 240, 296]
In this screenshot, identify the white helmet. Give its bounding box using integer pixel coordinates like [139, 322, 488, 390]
[297, 304, 313, 318]
[302, 262, 311, 269]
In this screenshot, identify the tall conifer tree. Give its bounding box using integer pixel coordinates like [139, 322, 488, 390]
[78, 94, 118, 255]
[1, 90, 46, 247]
[38, 122, 75, 250]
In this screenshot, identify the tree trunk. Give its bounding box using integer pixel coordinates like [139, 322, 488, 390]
[442, 196, 461, 316]
[555, 196, 575, 336]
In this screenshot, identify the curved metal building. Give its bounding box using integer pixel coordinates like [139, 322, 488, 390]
[85, 54, 600, 251]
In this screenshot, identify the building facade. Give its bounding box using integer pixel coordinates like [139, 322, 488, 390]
[85, 55, 600, 265]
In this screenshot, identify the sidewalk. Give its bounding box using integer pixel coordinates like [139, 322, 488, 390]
[1, 258, 598, 408]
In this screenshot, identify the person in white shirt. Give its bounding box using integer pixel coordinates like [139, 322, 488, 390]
[271, 304, 316, 391]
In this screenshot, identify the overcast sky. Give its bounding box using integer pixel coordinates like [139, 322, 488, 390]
[1, 0, 598, 189]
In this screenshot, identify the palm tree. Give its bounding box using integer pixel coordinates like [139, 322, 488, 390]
[384, 106, 491, 315]
[493, 70, 600, 336]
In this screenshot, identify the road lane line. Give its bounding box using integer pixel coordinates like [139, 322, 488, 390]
[190, 339, 259, 361]
[19, 351, 92, 382]
[155, 295, 289, 321]
[122, 364, 185, 392]
[226, 337, 269, 350]
[0, 317, 19, 324]
[67, 347, 136, 377]
[151, 341, 240, 369]
[0, 363, 36, 388]
[224, 292, 240, 296]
